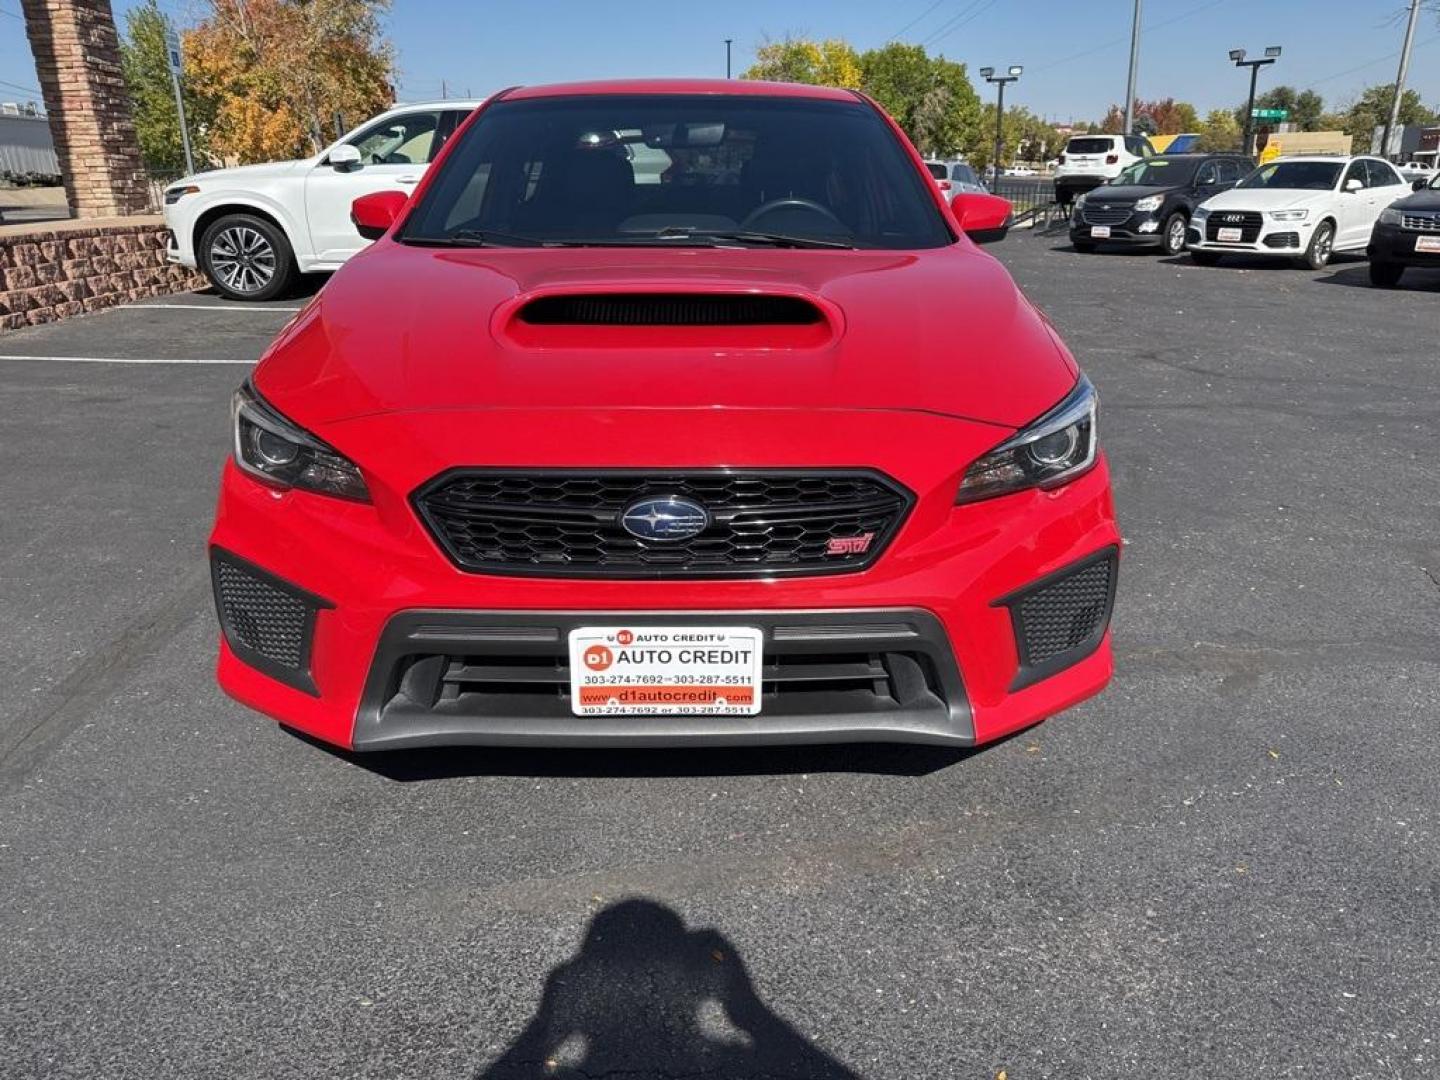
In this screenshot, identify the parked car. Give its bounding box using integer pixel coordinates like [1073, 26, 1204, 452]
[163, 99, 483, 300]
[1397, 160, 1434, 183]
[1003, 165, 1037, 177]
[1187, 155, 1410, 270]
[208, 79, 1118, 753]
[924, 159, 987, 195]
[1053, 133, 1154, 207]
[1070, 153, 1252, 255]
[1367, 171, 1440, 286]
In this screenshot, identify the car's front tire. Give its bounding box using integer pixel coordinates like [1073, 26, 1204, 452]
[1160, 212, 1188, 256]
[1299, 220, 1335, 271]
[1190, 250, 1222, 266]
[200, 213, 296, 302]
[1368, 261, 1404, 287]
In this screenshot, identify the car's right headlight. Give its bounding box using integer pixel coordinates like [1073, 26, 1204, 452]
[956, 376, 1098, 504]
[1379, 207, 1403, 226]
[231, 381, 371, 502]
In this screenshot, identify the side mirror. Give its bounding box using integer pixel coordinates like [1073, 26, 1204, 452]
[1344, 177, 1364, 193]
[350, 189, 408, 241]
[951, 192, 1013, 245]
[329, 144, 362, 170]
[1414, 179, 1428, 192]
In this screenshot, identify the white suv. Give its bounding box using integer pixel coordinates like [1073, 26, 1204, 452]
[1187, 155, 1410, 270]
[163, 100, 482, 300]
[1054, 134, 1153, 207]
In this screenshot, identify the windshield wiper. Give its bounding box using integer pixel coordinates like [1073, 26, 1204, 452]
[651, 228, 856, 249]
[401, 228, 548, 248]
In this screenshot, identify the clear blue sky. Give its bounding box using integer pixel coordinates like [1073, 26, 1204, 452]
[2, 0, 1437, 125]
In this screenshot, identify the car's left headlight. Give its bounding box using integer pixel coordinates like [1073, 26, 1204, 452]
[1269, 208, 1309, 221]
[956, 376, 1098, 504]
[1193, 206, 1210, 222]
[164, 184, 200, 205]
[231, 381, 371, 502]
[1378, 207, 1403, 226]
[1133, 195, 1163, 213]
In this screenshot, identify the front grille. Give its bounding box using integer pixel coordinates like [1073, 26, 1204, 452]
[210, 550, 329, 693]
[1205, 211, 1263, 242]
[355, 610, 972, 747]
[1264, 232, 1300, 249]
[414, 470, 914, 579]
[998, 548, 1118, 690]
[1082, 203, 1134, 226]
[1401, 212, 1440, 232]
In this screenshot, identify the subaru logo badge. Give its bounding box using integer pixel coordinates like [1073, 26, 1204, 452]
[621, 496, 709, 542]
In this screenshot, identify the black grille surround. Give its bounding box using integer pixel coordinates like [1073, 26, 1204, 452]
[995, 546, 1119, 690]
[412, 469, 915, 580]
[354, 609, 973, 749]
[1082, 202, 1134, 226]
[1205, 211, 1264, 243]
[210, 548, 331, 694]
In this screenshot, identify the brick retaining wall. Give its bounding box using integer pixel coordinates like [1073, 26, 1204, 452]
[0, 216, 204, 330]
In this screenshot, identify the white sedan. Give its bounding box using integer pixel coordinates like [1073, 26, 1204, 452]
[1187, 155, 1410, 270]
[163, 99, 483, 300]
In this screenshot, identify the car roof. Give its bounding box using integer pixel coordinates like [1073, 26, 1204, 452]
[1267, 154, 1370, 164]
[391, 99, 486, 110]
[503, 79, 861, 102]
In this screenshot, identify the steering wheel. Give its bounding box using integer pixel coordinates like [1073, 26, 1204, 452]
[741, 197, 846, 231]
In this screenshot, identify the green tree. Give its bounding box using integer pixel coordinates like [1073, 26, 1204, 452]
[743, 37, 862, 88]
[859, 44, 981, 157]
[1234, 86, 1325, 132]
[1338, 84, 1437, 151]
[120, 0, 216, 173]
[1194, 107, 1240, 152]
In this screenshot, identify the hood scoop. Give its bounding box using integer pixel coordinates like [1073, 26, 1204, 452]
[499, 290, 839, 350]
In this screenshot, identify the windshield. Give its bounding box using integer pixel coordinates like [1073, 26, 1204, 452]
[402, 94, 953, 249]
[1237, 161, 1342, 191]
[1067, 138, 1115, 155]
[925, 162, 948, 180]
[1112, 158, 1198, 186]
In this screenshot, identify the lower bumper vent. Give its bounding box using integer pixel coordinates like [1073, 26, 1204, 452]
[998, 547, 1118, 690]
[211, 550, 329, 694]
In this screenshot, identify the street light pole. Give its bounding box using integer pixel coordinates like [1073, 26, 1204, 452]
[979, 66, 1023, 181]
[1230, 46, 1281, 156]
[725, 39, 733, 79]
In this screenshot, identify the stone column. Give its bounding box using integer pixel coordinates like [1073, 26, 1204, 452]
[21, 0, 149, 218]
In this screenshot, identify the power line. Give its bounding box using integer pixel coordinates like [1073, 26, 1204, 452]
[1298, 32, 1439, 91]
[888, 0, 949, 42]
[1028, 0, 1228, 74]
[0, 77, 44, 97]
[920, 0, 995, 48]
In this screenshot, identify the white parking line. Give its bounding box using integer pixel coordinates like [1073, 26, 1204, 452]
[123, 303, 303, 312]
[0, 353, 251, 365]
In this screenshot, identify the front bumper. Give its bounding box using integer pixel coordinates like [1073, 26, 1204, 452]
[1186, 213, 1310, 256]
[1367, 222, 1440, 267]
[209, 414, 1121, 751]
[1070, 213, 1165, 247]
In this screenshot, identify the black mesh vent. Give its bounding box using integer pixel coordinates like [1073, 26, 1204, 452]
[413, 470, 913, 579]
[518, 293, 822, 326]
[1263, 232, 1300, 249]
[211, 551, 328, 693]
[1205, 211, 1263, 242]
[1001, 549, 1118, 689]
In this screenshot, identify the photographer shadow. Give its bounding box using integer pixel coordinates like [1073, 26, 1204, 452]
[478, 898, 861, 1079]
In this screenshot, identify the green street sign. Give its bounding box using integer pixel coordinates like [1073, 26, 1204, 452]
[1251, 108, 1289, 121]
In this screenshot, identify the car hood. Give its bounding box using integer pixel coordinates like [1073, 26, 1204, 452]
[1085, 183, 1182, 202]
[1200, 187, 1330, 211]
[1391, 187, 1440, 211]
[184, 159, 309, 186]
[254, 242, 1079, 433]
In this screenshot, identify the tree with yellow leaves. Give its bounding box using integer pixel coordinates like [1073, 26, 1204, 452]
[184, 0, 395, 165]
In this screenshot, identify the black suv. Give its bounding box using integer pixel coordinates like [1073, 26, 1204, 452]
[1367, 174, 1440, 287]
[1070, 154, 1253, 255]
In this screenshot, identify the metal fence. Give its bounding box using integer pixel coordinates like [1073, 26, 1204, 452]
[142, 169, 185, 212]
[988, 177, 1057, 214]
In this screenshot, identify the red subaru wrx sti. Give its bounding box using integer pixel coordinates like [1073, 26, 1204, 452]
[209, 80, 1120, 752]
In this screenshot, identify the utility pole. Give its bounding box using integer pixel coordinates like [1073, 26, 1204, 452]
[1122, 0, 1142, 136]
[1380, 0, 1421, 160]
[441, 78, 448, 100]
[725, 39, 733, 79]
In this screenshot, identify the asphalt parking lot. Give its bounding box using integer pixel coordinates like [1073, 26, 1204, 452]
[2, 234, 1438, 1080]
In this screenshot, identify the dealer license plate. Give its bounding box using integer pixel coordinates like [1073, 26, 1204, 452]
[1416, 236, 1440, 253]
[1090, 225, 1111, 238]
[568, 626, 764, 717]
[1217, 227, 1243, 243]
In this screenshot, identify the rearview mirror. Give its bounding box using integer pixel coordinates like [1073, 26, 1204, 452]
[330, 144, 362, 170]
[1344, 177, 1363, 193]
[350, 189, 408, 240]
[950, 192, 1013, 244]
